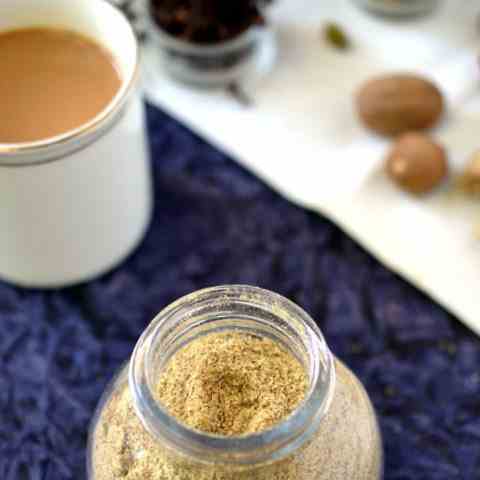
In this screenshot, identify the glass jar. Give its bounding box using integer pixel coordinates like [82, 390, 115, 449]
[145, 9, 275, 86]
[88, 286, 383, 480]
[353, 0, 440, 17]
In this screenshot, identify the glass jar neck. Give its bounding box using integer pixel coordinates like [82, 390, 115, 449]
[129, 285, 335, 466]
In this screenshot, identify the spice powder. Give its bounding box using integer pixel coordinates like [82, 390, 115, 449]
[156, 332, 308, 436]
[92, 332, 382, 479]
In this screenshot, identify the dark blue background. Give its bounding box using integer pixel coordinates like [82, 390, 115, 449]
[2, 104, 479, 479]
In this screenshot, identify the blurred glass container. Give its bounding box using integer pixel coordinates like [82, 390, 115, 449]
[146, 6, 274, 87]
[353, 0, 440, 17]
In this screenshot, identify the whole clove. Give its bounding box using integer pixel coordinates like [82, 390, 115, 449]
[150, 0, 272, 44]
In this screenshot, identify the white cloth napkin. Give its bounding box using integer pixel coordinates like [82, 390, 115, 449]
[142, 0, 480, 335]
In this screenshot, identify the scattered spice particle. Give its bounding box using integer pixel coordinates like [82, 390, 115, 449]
[438, 340, 457, 356]
[349, 341, 363, 354]
[226, 83, 253, 107]
[323, 22, 351, 51]
[384, 385, 396, 397]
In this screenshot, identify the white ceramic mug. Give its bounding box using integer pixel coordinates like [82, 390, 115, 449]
[0, 0, 152, 288]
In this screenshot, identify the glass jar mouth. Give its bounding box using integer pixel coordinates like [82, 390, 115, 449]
[0, 0, 140, 168]
[129, 285, 335, 466]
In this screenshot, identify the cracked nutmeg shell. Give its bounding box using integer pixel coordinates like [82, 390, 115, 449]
[386, 133, 448, 194]
[356, 74, 444, 136]
[459, 150, 480, 195]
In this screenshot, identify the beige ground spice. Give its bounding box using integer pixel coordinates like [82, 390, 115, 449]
[156, 333, 308, 435]
[92, 335, 382, 480]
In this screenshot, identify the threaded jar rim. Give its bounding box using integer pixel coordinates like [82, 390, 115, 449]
[129, 285, 336, 466]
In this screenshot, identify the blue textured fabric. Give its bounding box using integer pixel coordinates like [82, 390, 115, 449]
[1, 103, 479, 479]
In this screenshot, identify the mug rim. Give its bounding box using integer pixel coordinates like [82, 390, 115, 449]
[0, 0, 140, 168]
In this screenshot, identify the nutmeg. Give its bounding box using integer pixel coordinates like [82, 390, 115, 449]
[356, 74, 444, 136]
[385, 133, 448, 194]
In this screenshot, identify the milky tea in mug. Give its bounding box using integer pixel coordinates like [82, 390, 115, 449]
[0, 0, 152, 288]
[0, 27, 121, 143]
